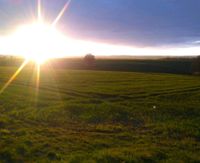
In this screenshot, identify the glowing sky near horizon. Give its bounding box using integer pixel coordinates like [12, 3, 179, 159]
[0, 0, 200, 57]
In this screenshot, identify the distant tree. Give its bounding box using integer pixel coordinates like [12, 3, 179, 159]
[84, 54, 95, 67]
[192, 56, 200, 74]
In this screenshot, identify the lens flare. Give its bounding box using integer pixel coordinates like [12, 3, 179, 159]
[0, 59, 29, 94]
[38, 0, 42, 22]
[52, 0, 72, 27]
[0, 0, 72, 95]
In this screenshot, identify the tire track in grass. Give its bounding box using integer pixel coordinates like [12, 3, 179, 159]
[1, 77, 200, 101]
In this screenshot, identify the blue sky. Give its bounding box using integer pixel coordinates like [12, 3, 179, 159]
[0, 0, 200, 48]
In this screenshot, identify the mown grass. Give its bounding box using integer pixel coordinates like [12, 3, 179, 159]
[0, 64, 199, 162]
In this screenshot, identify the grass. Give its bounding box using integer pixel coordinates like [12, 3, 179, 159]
[0, 64, 199, 162]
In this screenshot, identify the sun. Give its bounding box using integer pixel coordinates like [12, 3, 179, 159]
[13, 22, 66, 64]
[10, 0, 73, 65]
[0, 0, 73, 95]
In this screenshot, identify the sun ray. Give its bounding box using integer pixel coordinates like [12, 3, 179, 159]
[36, 63, 40, 91]
[0, 59, 29, 94]
[38, 0, 42, 22]
[52, 0, 72, 27]
[33, 63, 41, 104]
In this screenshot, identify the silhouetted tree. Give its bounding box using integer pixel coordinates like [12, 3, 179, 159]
[192, 56, 200, 74]
[84, 54, 95, 67]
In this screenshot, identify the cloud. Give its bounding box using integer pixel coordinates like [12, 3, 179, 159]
[0, 0, 200, 48]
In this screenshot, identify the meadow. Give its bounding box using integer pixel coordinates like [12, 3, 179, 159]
[0, 61, 199, 162]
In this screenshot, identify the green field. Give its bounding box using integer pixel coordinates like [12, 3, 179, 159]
[0, 65, 200, 162]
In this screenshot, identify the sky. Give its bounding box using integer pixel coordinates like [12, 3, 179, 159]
[0, 0, 200, 57]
